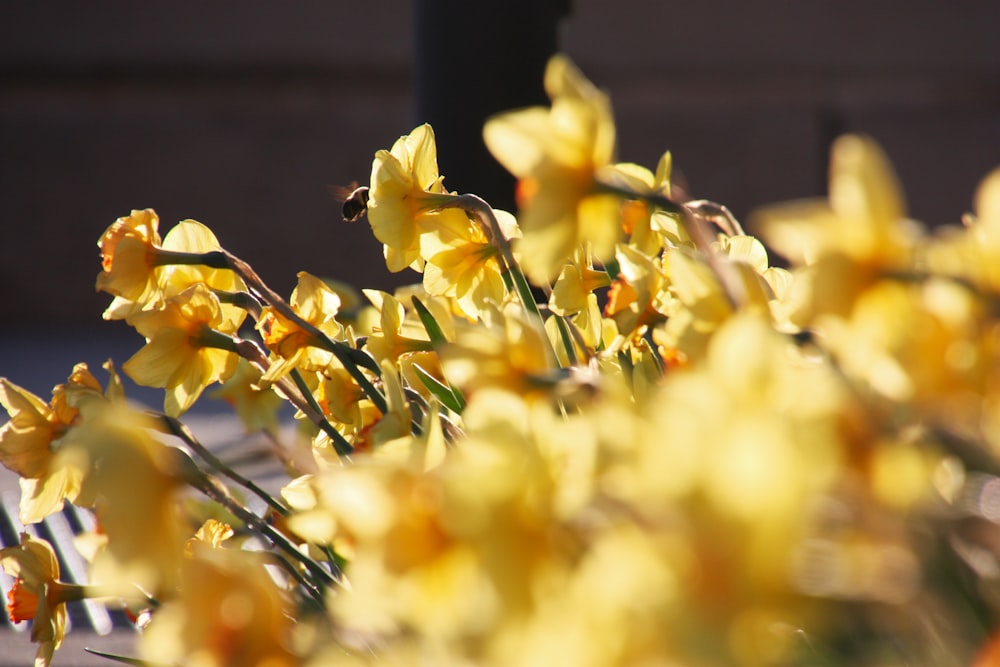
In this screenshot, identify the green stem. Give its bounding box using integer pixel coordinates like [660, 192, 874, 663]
[165, 248, 388, 414]
[155, 413, 290, 517]
[289, 369, 354, 456]
[213, 289, 263, 317]
[553, 315, 580, 366]
[433, 194, 564, 368]
[434, 194, 543, 322]
[170, 446, 340, 586]
[594, 181, 744, 309]
[232, 338, 353, 460]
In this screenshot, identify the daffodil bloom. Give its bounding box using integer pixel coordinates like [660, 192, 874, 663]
[604, 244, 671, 341]
[483, 54, 620, 284]
[0, 363, 111, 524]
[141, 550, 297, 667]
[98, 211, 248, 327]
[420, 208, 517, 320]
[316, 367, 365, 428]
[1, 533, 85, 667]
[258, 271, 344, 385]
[184, 519, 235, 557]
[549, 253, 611, 319]
[439, 305, 553, 399]
[96, 208, 164, 317]
[925, 167, 1000, 291]
[158, 219, 248, 333]
[606, 153, 674, 257]
[367, 123, 456, 273]
[756, 134, 920, 322]
[363, 290, 435, 365]
[63, 403, 186, 599]
[123, 283, 239, 416]
[210, 357, 283, 435]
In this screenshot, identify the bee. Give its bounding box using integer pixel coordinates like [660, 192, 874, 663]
[328, 181, 369, 223]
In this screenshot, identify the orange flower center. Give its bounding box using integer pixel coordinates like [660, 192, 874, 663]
[6, 579, 38, 624]
[620, 200, 649, 235]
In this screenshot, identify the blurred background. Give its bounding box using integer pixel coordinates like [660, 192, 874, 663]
[1, 0, 999, 393]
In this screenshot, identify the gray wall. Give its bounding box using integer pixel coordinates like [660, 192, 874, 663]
[2, 1, 998, 328]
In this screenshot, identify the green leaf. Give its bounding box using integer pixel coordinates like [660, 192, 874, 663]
[411, 297, 449, 348]
[412, 363, 465, 414]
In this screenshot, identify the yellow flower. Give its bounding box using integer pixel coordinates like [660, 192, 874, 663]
[184, 519, 235, 557]
[123, 283, 239, 416]
[316, 367, 366, 428]
[95, 208, 164, 317]
[756, 134, 919, 322]
[210, 357, 283, 435]
[604, 243, 670, 341]
[439, 306, 553, 399]
[367, 123, 455, 273]
[606, 154, 674, 257]
[158, 219, 248, 333]
[420, 208, 516, 320]
[483, 54, 620, 284]
[925, 167, 1000, 291]
[258, 272, 344, 385]
[0, 364, 112, 524]
[64, 403, 187, 599]
[1, 534, 84, 667]
[141, 550, 297, 667]
[362, 290, 434, 365]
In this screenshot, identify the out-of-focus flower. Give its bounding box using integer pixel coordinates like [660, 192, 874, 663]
[141, 549, 297, 667]
[258, 272, 344, 385]
[439, 306, 553, 399]
[1, 533, 84, 667]
[210, 357, 283, 435]
[64, 403, 186, 599]
[0, 363, 114, 523]
[123, 283, 239, 417]
[484, 55, 620, 284]
[367, 124, 455, 273]
[756, 134, 919, 323]
[925, 167, 1000, 291]
[184, 519, 235, 557]
[606, 154, 674, 257]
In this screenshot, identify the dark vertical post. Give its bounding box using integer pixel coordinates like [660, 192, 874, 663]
[413, 0, 569, 212]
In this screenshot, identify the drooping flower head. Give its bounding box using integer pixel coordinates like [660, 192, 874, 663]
[123, 283, 240, 416]
[757, 134, 919, 322]
[96, 208, 164, 316]
[258, 271, 344, 385]
[157, 219, 248, 333]
[484, 55, 620, 284]
[1, 533, 84, 667]
[0, 363, 116, 524]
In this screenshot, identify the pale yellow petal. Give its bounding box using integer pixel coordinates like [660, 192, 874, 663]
[483, 107, 556, 178]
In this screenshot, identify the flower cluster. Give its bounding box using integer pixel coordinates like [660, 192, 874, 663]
[3, 54, 1000, 666]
